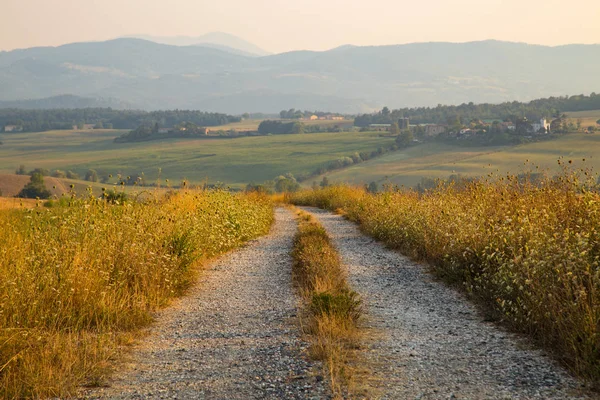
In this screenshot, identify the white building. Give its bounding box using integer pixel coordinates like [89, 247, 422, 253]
[530, 119, 550, 134]
[4, 125, 22, 132]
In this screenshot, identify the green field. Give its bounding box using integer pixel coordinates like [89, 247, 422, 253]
[0, 129, 393, 188]
[212, 118, 354, 132]
[315, 134, 600, 187]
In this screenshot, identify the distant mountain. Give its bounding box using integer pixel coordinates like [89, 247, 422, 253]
[0, 94, 134, 109]
[1, 39, 599, 113]
[126, 32, 271, 57]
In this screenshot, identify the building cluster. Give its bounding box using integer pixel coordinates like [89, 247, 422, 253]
[368, 117, 554, 139]
[3, 125, 23, 132]
[305, 114, 345, 121]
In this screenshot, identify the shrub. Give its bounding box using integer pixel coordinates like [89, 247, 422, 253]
[16, 173, 52, 199]
[0, 190, 274, 398]
[289, 172, 600, 384]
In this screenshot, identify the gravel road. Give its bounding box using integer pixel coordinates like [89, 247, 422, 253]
[305, 207, 591, 400]
[83, 208, 329, 400]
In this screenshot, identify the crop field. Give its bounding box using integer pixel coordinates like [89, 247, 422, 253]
[0, 190, 273, 398]
[289, 175, 600, 384]
[566, 109, 600, 128]
[0, 129, 393, 188]
[212, 119, 354, 132]
[316, 134, 600, 187]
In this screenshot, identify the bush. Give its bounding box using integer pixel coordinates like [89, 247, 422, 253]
[66, 170, 80, 179]
[0, 190, 274, 398]
[17, 173, 51, 199]
[289, 173, 600, 383]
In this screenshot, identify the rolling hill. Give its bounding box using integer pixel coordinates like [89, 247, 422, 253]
[126, 32, 271, 57]
[1, 39, 599, 113]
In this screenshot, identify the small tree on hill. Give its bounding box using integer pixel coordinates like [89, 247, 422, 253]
[396, 129, 414, 148]
[85, 169, 98, 182]
[367, 181, 378, 193]
[17, 173, 51, 199]
[16, 165, 26, 175]
[320, 176, 330, 188]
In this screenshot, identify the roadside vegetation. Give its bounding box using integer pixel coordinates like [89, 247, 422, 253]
[290, 209, 363, 398]
[0, 190, 273, 398]
[289, 169, 600, 385]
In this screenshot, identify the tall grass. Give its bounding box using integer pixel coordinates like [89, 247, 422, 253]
[291, 210, 362, 398]
[0, 190, 273, 398]
[289, 172, 600, 384]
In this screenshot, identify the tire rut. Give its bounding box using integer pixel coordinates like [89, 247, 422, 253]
[305, 207, 591, 400]
[83, 208, 329, 400]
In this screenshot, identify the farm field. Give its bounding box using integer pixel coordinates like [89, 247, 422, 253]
[212, 118, 354, 132]
[566, 109, 600, 128]
[315, 133, 600, 187]
[0, 129, 394, 189]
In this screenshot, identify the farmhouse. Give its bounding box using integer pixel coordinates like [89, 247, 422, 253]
[83, 124, 96, 130]
[424, 124, 446, 137]
[531, 118, 550, 134]
[158, 128, 170, 134]
[309, 115, 319, 120]
[4, 125, 23, 132]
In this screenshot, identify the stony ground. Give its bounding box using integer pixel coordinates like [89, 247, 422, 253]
[305, 207, 592, 400]
[83, 208, 329, 400]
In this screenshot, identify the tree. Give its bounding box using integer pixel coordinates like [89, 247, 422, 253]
[85, 169, 98, 182]
[367, 181, 378, 193]
[596, 119, 600, 126]
[16, 165, 26, 175]
[52, 170, 66, 178]
[382, 107, 390, 117]
[396, 130, 414, 148]
[17, 173, 51, 199]
[389, 122, 400, 136]
[274, 173, 300, 193]
[66, 170, 80, 179]
[320, 176, 330, 188]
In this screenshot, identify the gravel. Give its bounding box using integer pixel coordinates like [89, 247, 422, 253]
[305, 207, 592, 400]
[82, 208, 329, 400]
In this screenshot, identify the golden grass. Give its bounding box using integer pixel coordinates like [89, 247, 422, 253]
[290, 209, 364, 398]
[0, 197, 37, 210]
[289, 172, 600, 386]
[0, 190, 274, 398]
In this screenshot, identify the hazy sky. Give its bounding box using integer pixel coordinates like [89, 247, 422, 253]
[1, 0, 599, 52]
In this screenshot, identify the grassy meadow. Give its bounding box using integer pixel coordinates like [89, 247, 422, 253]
[0, 129, 393, 189]
[289, 175, 600, 384]
[315, 133, 600, 188]
[0, 190, 273, 398]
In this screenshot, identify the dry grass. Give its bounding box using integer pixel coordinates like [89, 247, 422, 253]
[0, 197, 37, 210]
[290, 209, 364, 398]
[0, 190, 274, 398]
[289, 170, 600, 386]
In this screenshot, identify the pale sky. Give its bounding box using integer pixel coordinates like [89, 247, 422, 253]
[1, 0, 599, 53]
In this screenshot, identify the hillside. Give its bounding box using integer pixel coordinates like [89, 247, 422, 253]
[127, 32, 271, 57]
[314, 133, 600, 188]
[1, 39, 599, 113]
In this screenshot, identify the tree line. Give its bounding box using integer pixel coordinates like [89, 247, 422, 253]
[0, 109, 240, 132]
[354, 93, 600, 127]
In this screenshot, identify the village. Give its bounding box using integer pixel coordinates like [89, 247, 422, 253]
[367, 116, 564, 139]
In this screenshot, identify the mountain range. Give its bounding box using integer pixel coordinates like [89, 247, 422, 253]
[1, 34, 599, 113]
